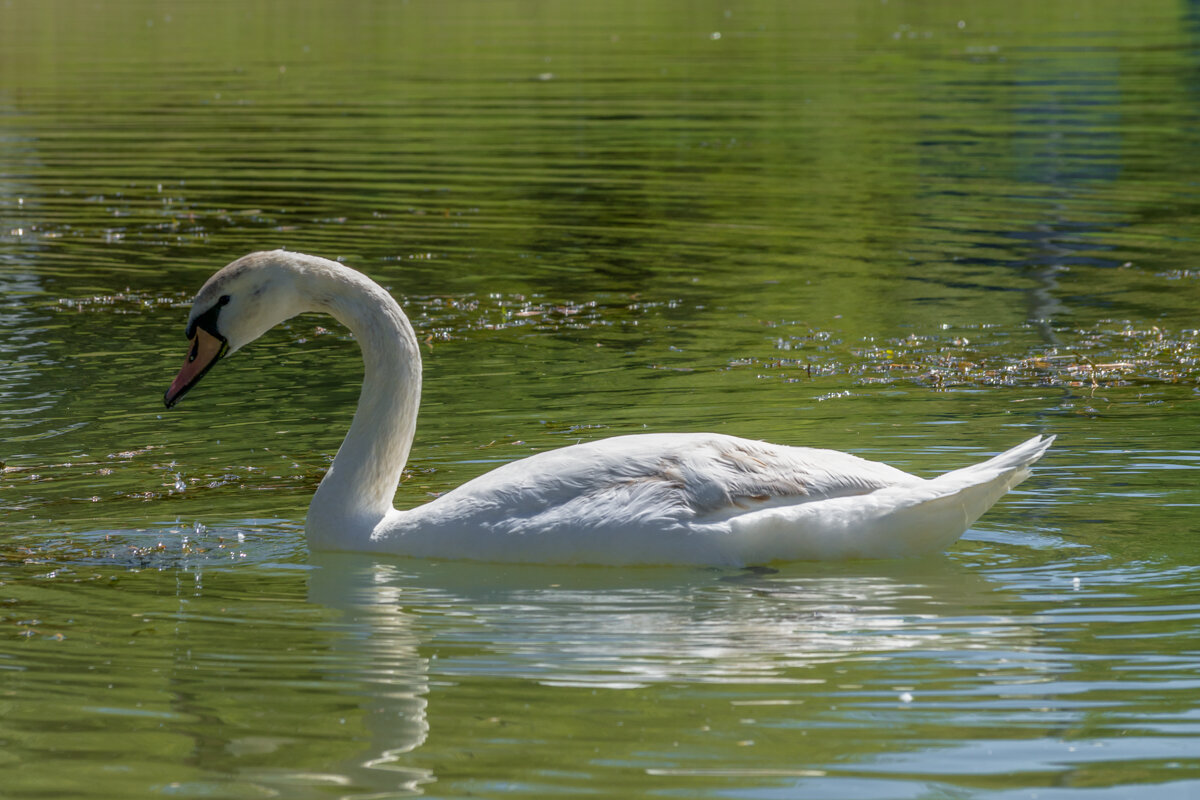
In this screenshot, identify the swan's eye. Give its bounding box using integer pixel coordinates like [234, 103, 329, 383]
[188, 339, 199, 363]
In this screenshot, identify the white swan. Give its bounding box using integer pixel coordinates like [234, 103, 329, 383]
[164, 250, 1053, 565]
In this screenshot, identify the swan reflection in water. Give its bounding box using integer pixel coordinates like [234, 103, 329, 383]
[300, 552, 1029, 794]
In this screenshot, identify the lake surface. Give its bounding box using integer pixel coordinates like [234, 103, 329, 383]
[2, 1, 1199, 797]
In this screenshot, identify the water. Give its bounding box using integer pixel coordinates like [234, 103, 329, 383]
[2, 0, 1199, 797]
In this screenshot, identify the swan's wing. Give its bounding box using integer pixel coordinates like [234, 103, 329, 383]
[423, 433, 920, 531]
[584, 433, 921, 524]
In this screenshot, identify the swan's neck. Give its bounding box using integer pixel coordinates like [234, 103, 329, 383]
[304, 266, 421, 546]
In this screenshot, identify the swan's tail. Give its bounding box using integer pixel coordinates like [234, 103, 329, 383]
[934, 433, 1056, 493]
[728, 435, 1055, 562]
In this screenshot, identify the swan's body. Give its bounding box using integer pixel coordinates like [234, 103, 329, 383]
[165, 250, 1053, 565]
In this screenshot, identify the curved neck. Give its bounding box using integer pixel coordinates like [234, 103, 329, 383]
[304, 264, 421, 545]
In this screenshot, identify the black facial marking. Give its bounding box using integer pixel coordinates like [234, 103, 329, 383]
[185, 294, 231, 340]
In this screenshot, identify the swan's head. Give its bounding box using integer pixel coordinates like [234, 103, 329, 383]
[164, 250, 312, 408]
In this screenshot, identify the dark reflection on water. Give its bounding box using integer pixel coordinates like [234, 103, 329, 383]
[3, 0, 1200, 798]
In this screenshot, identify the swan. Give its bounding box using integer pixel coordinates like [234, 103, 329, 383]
[163, 250, 1053, 565]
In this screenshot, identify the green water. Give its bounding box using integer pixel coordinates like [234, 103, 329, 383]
[2, 0, 1199, 797]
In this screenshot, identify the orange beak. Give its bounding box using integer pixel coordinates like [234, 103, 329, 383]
[164, 326, 227, 408]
